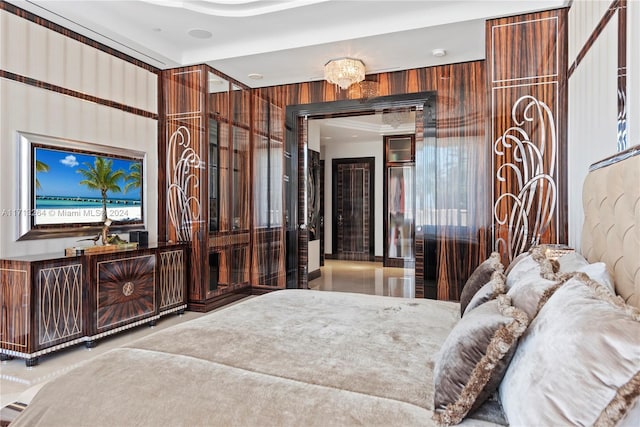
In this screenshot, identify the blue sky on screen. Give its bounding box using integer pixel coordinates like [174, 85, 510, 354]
[35, 147, 141, 200]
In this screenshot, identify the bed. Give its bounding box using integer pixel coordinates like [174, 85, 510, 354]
[9, 148, 640, 426]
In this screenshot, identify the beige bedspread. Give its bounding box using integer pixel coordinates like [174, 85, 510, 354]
[12, 290, 502, 426]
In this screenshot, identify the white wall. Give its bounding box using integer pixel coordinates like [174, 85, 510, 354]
[322, 138, 384, 257]
[567, 0, 639, 250]
[0, 9, 158, 258]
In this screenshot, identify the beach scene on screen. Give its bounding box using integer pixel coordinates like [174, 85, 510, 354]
[33, 147, 142, 226]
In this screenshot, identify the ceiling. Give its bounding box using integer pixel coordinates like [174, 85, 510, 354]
[11, 0, 569, 89]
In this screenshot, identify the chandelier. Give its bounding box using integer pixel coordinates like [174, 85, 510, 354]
[324, 58, 365, 90]
[382, 109, 412, 129]
[348, 80, 379, 99]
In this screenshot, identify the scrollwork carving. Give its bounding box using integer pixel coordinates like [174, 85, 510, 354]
[494, 95, 557, 261]
[167, 125, 206, 242]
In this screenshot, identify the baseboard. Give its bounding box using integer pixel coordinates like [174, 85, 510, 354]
[187, 286, 252, 312]
[308, 269, 321, 281]
[324, 254, 379, 262]
[251, 286, 280, 296]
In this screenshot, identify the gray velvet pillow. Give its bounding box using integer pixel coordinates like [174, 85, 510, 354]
[500, 274, 640, 426]
[459, 252, 503, 315]
[432, 295, 528, 426]
[462, 271, 506, 316]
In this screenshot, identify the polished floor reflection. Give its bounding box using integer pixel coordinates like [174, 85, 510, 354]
[309, 260, 415, 298]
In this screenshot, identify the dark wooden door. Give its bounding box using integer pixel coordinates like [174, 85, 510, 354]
[332, 158, 375, 261]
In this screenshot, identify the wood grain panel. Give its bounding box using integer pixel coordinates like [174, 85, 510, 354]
[252, 228, 286, 287]
[488, 8, 568, 265]
[218, 123, 231, 232]
[434, 61, 489, 301]
[233, 126, 251, 231]
[250, 92, 286, 288]
[491, 15, 559, 82]
[333, 158, 375, 261]
[297, 117, 309, 288]
[162, 66, 208, 304]
[0, 265, 30, 352]
[492, 82, 561, 258]
[96, 254, 156, 331]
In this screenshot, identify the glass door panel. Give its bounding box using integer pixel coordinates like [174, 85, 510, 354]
[387, 166, 414, 260]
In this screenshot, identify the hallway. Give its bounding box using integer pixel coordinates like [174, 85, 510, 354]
[308, 260, 415, 298]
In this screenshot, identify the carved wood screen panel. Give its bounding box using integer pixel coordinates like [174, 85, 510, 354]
[37, 263, 83, 347]
[488, 9, 568, 263]
[161, 66, 208, 303]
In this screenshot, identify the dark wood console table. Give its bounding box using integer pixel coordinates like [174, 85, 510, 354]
[0, 242, 187, 366]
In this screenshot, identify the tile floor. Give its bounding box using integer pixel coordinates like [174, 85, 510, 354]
[309, 259, 416, 298]
[0, 260, 415, 414]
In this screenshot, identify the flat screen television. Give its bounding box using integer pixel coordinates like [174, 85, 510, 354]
[17, 132, 146, 240]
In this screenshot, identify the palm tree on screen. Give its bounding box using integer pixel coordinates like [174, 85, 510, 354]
[124, 162, 141, 194]
[35, 160, 49, 190]
[77, 157, 124, 222]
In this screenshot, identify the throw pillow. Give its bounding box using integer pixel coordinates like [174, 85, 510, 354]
[505, 246, 558, 290]
[462, 271, 506, 316]
[459, 252, 503, 315]
[557, 252, 615, 294]
[499, 274, 640, 426]
[432, 295, 528, 425]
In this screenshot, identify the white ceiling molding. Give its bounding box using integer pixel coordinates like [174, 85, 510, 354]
[140, 0, 330, 18]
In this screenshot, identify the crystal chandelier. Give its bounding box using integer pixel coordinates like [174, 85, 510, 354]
[324, 57, 365, 90]
[382, 109, 412, 128]
[348, 80, 379, 99]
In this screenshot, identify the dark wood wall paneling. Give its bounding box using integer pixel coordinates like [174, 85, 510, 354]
[434, 62, 489, 301]
[161, 67, 211, 308]
[250, 94, 286, 290]
[296, 118, 309, 288]
[0, 260, 31, 354]
[488, 9, 569, 265]
[160, 65, 256, 310]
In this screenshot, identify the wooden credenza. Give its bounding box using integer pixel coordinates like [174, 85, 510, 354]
[0, 242, 187, 366]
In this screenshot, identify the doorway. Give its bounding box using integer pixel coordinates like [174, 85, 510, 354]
[331, 157, 375, 261]
[284, 92, 436, 291]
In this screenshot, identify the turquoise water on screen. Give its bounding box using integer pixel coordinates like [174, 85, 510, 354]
[36, 196, 141, 209]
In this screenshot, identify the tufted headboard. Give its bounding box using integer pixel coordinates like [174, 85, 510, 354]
[581, 146, 640, 308]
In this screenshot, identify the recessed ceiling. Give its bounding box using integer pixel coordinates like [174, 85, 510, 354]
[10, 0, 569, 88]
